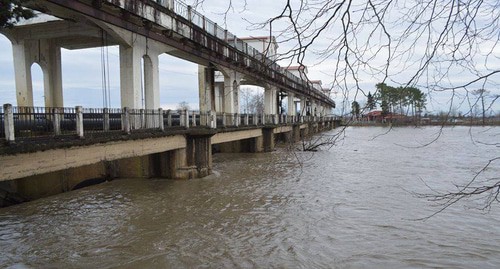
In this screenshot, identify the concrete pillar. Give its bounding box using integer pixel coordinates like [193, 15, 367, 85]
[11, 39, 63, 107]
[263, 127, 275, 152]
[198, 65, 216, 113]
[312, 101, 318, 116]
[143, 54, 160, 109]
[12, 41, 33, 107]
[120, 44, 142, 108]
[299, 96, 307, 116]
[287, 92, 296, 116]
[41, 39, 63, 107]
[214, 82, 224, 112]
[168, 149, 193, 179]
[264, 86, 278, 115]
[187, 134, 212, 177]
[252, 136, 264, 152]
[292, 124, 301, 142]
[222, 73, 240, 114]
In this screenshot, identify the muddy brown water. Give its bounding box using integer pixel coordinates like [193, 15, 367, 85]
[1, 126, 499, 268]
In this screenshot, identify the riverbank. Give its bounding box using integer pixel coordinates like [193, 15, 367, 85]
[345, 120, 500, 127]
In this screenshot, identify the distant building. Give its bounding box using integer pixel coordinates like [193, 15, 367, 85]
[365, 110, 407, 122]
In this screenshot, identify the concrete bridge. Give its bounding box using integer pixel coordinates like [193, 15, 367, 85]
[0, 0, 337, 205]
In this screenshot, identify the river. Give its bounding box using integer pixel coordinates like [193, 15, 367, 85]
[1, 126, 499, 268]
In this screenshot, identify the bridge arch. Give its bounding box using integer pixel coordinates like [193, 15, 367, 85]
[30, 63, 45, 107]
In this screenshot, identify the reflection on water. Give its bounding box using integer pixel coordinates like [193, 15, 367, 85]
[1, 126, 500, 268]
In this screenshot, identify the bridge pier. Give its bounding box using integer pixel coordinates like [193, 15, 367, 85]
[293, 124, 301, 142]
[263, 127, 275, 152]
[186, 133, 213, 178]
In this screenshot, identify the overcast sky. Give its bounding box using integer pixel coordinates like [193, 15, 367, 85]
[0, 0, 499, 115]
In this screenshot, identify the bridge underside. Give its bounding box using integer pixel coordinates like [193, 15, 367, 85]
[1, 0, 335, 115]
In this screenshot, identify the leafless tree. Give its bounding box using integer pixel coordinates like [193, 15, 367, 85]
[189, 0, 500, 214]
[176, 101, 190, 111]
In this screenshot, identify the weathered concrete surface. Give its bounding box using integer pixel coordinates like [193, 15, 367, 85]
[0, 135, 186, 182]
[273, 126, 293, 134]
[211, 129, 263, 145]
[14, 162, 106, 201]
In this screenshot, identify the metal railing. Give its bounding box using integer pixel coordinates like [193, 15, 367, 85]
[1, 104, 336, 142]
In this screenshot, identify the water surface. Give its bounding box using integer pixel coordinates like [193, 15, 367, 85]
[1, 126, 499, 268]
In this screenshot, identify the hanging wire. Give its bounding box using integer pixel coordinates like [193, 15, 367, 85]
[141, 58, 145, 109]
[101, 30, 107, 108]
[106, 39, 111, 108]
[101, 30, 111, 108]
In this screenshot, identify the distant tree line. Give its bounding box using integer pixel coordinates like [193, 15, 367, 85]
[374, 83, 427, 118]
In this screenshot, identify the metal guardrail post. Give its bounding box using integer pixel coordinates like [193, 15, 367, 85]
[76, 106, 84, 138]
[235, 113, 239, 127]
[158, 108, 164, 131]
[261, 114, 265, 125]
[4, 104, 15, 142]
[192, 111, 196, 127]
[245, 114, 249, 126]
[123, 107, 131, 134]
[53, 107, 61, 136]
[222, 112, 226, 127]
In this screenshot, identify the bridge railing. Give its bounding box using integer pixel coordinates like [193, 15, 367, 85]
[1, 104, 337, 142]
